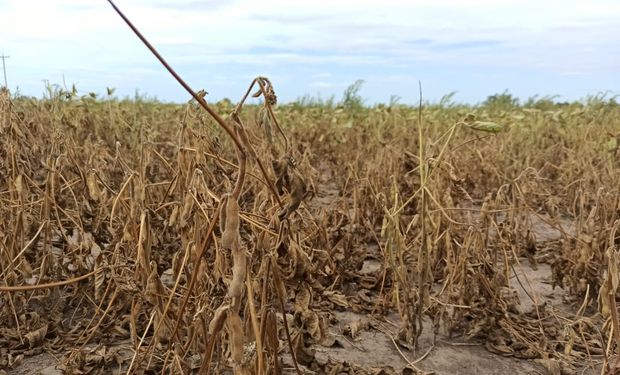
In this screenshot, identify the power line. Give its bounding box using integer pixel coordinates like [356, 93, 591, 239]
[0, 54, 9, 88]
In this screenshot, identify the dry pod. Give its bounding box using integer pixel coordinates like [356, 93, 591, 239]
[228, 313, 244, 366]
[221, 194, 240, 250]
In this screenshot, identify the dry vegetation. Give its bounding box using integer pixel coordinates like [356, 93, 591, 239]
[1, 80, 620, 375]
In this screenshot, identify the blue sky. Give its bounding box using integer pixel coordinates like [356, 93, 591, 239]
[1, 0, 619, 104]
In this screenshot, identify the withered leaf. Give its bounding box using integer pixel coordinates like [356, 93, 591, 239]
[25, 324, 48, 348]
[323, 291, 350, 309]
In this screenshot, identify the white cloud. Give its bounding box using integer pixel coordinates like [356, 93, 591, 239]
[0, 0, 618, 102]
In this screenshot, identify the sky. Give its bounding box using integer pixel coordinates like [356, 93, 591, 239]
[0, 0, 619, 104]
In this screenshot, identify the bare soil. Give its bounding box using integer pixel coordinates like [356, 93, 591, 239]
[6, 218, 599, 375]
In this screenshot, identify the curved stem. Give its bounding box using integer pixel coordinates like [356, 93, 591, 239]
[256, 78, 289, 153]
[106, 0, 246, 167]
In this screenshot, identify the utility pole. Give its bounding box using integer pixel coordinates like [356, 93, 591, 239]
[0, 54, 9, 88]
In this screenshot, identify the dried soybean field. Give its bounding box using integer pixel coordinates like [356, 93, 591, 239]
[1, 84, 620, 375]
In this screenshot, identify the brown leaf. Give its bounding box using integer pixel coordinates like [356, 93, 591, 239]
[294, 286, 312, 313]
[343, 318, 370, 339]
[25, 324, 48, 348]
[534, 358, 561, 375]
[264, 311, 279, 353]
[323, 291, 350, 308]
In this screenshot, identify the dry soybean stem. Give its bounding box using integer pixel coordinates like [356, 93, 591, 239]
[105, 0, 246, 173]
[271, 256, 303, 375]
[0, 269, 97, 291]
